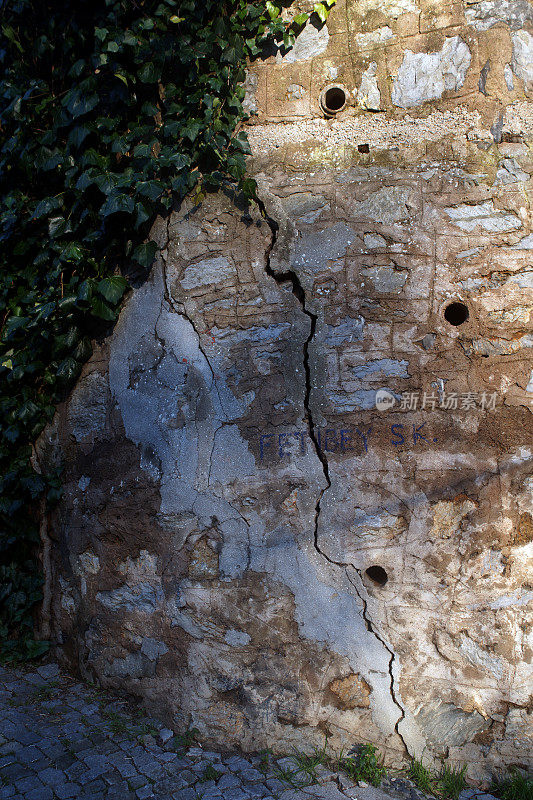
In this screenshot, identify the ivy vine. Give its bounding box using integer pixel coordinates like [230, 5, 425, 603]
[0, 0, 335, 661]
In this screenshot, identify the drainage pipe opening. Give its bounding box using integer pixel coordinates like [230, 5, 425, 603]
[444, 302, 469, 326]
[319, 85, 347, 116]
[365, 565, 389, 586]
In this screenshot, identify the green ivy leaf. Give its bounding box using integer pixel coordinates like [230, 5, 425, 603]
[56, 357, 79, 381]
[313, 3, 329, 22]
[90, 297, 116, 321]
[32, 197, 62, 220]
[100, 194, 135, 217]
[4, 317, 29, 337]
[133, 241, 158, 268]
[97, 276, 127, 304]
[266, 1, 280, 19]
[64, 92, 99, 119]
[138, 63, 160, 83]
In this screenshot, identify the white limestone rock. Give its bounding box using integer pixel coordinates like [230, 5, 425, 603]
[511, 30, 533, 90]
[276, 23, 329, 63]
[392, 37, 471, 108]
[444, 200, 522, 232]
[357, 0, 418, 16]
[357, 62, 381, 110]
[464, 0, 533, 31]
[354, 27, 394, 49]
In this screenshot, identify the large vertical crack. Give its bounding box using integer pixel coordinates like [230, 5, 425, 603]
[256, 194, 409, 757]
[255, 198, 332, 549]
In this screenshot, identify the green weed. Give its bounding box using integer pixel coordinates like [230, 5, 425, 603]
[171, 727, 200, 752]
[437, 763, 467, 800]
[32, 679, 59, 701]
[491, 769, 533, 800]
[338, 744, 386, 787]
[199, 765, 220, 783]
[274, 740, 330, 788]
[408, 755, 435, 794]
[274, 764, 313, 788]
[258, 749, 273, 773]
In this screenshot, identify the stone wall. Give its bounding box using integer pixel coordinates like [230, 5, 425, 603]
[41, 0, 533, 782]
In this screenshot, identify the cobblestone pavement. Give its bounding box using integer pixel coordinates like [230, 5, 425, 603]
[0, 664, 499, 800]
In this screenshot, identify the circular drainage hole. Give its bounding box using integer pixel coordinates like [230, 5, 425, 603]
[365, 565, 388, 586]
[444, 302, 469, 326]
[320, 85, 347, 115]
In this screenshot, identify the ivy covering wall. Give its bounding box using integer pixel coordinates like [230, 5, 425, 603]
[0, 0, 335, 661]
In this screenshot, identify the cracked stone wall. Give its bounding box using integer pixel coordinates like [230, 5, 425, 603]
[43, 0, 532, 782]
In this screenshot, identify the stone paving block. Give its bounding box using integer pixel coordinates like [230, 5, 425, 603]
[240, 768, 265, 783]
[276, 758, 297, 770]
[84, 777, 109, 794]
[24, 673, 47, 686]
[17, 745, 46, 765]
[175, 769, 196, 784]
[277, 790, 302, 800]
[36, 665, 60, 680]
[0, 761, 32, 782]
[81, 752, 109, 773]
[168, 758, 191, 769]
[24, 787, 55, 800]
[39, 743, 65, 760]
[65, 762, 87, 781]
[303, 784, 356, 800]
[157, 752, 178, 763]
[69, 739, 93, 754]
[54, 782, 81, 799]
[172, 789, 198, 800]
[128, 774, 149, 790]
[222, 788, 253, 800]
[106, 784, 136, 800]
[246, 784, 270, 799]
[201, 790, 223, 800]
[0, 787, 15, 799]
[227, 757, 254, 772]
[136, 785, 155, 799]
[218, 773, 243, 790]
[138, 761, 165, 780]
[53, 754, 77, 771]
[266, 778, 287, 793]
[38, 766, 67, 786]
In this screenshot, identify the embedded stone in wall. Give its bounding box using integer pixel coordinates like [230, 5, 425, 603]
[276, 22, 329, 63]
[392, 37, 471, 108]
[511, 30, 533, 91]
[463, 0, 533, 31]
[357, 62, 381, 111]
[356, 0, 418, 17]
[354, 27, 394, 49]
